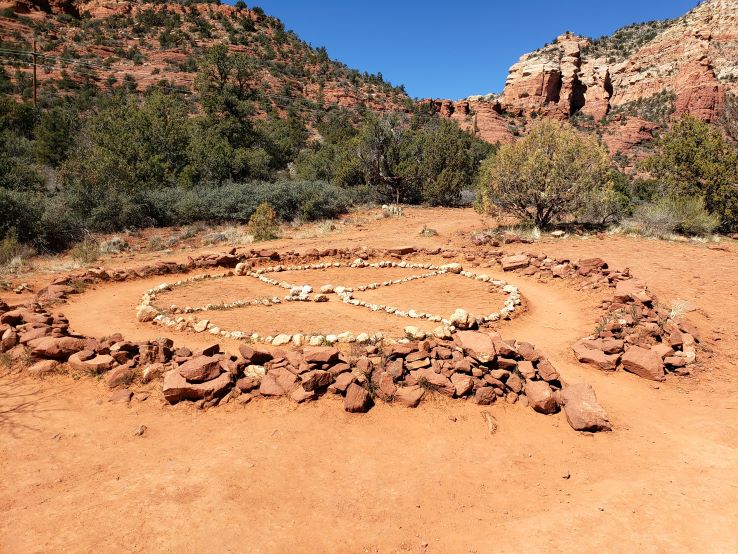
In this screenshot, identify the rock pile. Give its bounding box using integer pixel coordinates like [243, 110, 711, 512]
[0, 301, 610, 432]
[485, 250, 699, 380]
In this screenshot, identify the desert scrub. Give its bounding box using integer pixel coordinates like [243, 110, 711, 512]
[248, 202, 279, 241]
[0, 232, 35, 274]
[69, 237, 100, 264]
[99, 236, 129, 254]
[629, 196, 719, 237]
[202, 226, 254, 246]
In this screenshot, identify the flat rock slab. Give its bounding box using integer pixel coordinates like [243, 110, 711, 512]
[163, 369, 232, 403]
[561, 383, 611, 432]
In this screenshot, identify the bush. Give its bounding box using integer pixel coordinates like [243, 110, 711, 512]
[0, 232, 35, 270]
[631, 196, 719, 237]
[69, 236, 100, 264]
[248, 202, 279, 241]
[641, 116, 738, 233]
[478, 121, 612, 228]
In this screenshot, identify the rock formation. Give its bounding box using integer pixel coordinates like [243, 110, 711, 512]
[432, 0, 738, 153]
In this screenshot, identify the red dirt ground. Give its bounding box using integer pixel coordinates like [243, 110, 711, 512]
[1, 207, 737, 552]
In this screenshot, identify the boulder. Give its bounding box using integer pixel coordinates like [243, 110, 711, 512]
[500, 255, 529, 271]
[561, 383, 611, 432]
[106, 365, 134, 388]
[377, 371, 397, 400]
[291, 385, 317, 403]
[449, 308, 473, 330]
[26, 359, 58, 377]
[328, 372, 355, 394]
[178, 355, 221, 383]
[524, 381, 558, 414]
[394, 385, 425, 408]
[302, 346, 340, 365]
[28, 337, 86, 360]
[163, 369, 232, 403]
[239, 345, 272, 365]
[68, 352, 115, 374]
[573, 341, 618, 371]
[621, 346, 665, 381]
[301, 369, 332, 391]
[454, 331, 496, 359]
[536, 359, 560, 382]
[474, 387, 497, 405]
[109, 389, 133, 404]
[344, 383, 373, 413]
[259, 373, 286, 397]
[450, 373, 473, 397]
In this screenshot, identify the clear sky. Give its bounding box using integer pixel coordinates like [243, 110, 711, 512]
[228, 0, 700, 100]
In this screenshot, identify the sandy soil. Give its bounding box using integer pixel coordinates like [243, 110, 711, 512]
[2, 207, 738, 553]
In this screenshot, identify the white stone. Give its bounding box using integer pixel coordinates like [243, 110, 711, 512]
[272, 334, 292, 346]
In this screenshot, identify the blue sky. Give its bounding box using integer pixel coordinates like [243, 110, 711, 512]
[229, 0, 699, 99]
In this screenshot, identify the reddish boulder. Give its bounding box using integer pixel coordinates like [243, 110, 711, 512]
[561, 383, 611, 432]
[178, 355, 222, 383]
[163, 369, 232, 403]
[238, 345, 272, 365]
[328, 372, 355, 394]
[259, 373, 286, 397]
[394, 385, 425, 408]
[621, 346, 665, 381]
[450, 373, 473, 397]
[500, 255, 529, 271]
[454, 331, 497, 360]
[344, 383, 373, 413]
[302, 346, 340, 365]
[28, 337, 86, 360]
[524, 381, 558, 414]
[301, 369, 332, 391]
[474, 387, 497, 405]
[573, 341, 618, 371]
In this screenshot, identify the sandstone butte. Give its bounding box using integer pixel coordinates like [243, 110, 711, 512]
[425, 0, 738, 156]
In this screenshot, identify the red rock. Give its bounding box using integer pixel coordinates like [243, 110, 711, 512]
[328, 372, 355, 394]
[561, 383, 611, 432]
[68, 352, 115, 374]
[258, 373, 285, 396]
[301, 369, 332, 391]
[344, 383, 372, 413]
[573, 341, 618, 371]
[26, 359, 58, 377]
[500, 255, 529, 271]
[454, 331, 497, 359]
[19, 326, 51, 344]
[236, 377, 260, 392]
[238, 345, 272, 365]
[27, 337, 86, 360]
[535, 359, 560, 382]
[414, 368, 454, 397]
[377, 371, 397, 400]
[163, 369, 232, 403]
[109, 389, 133, 404]
[394, 385, 425, 408]
[517, 360, 537, 379]
[474, 387, 497, 405]
[450, 373, 473, 397]
[506, 373, 524, 393]
[525, 381, 558, 414]
[106, 365, 134, 388]
[291, 385, 317, 403]
[302, 346, 340, 365]
[621, 346, 665, 381]
[178, 355, 221, 383]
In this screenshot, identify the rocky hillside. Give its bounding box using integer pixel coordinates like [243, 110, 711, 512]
[0, 0, 411, 116]
[428, 0, 738, 160]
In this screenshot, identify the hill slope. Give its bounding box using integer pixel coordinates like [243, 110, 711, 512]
[0, 0, 411, 116]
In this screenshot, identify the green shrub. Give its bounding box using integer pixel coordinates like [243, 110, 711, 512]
[249, 202, 279, 241]
[631, 196, 720, 237]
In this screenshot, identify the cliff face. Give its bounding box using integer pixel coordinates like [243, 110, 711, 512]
[431, 0, 738, 155]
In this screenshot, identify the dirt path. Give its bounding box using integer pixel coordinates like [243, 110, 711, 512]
[2, 208, 738, 552]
